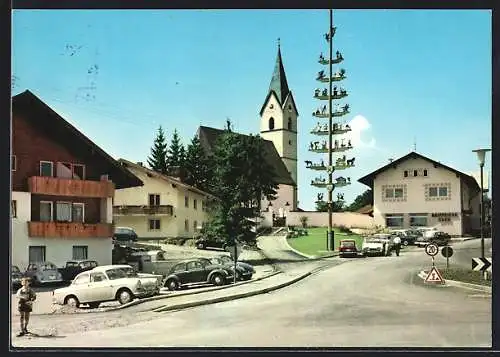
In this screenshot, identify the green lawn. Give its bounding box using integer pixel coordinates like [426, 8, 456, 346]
[287, 227, 364, 257]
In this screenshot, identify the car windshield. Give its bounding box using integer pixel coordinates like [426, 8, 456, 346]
[341, 241, 355, 247]
[40, 263, 57, 270]
[120, 267, 138, 277]
[105, 268, 129, 280]
[198, 259, 212, 267]
[365, 238, 382, 243]
[66, 262, 78, 267]
[12, 266, 20, 273]
[218, 256, 232, 264]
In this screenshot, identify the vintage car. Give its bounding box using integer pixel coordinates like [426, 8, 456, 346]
[52, 265, 162, 308]
[361, 236, 388, 256]
[24, 262, 64, 286]
[389, 229, 418, 246]
[12, 265, 24, 289]
[339, 239, 359, 258]
[195, 237, 228, 251]
[415, 231, 451, 247]
[201, 255, 255, 281]
[113, 226, 138, 243]
[163, 258, 234, 291]
[58, 260, 98, 282]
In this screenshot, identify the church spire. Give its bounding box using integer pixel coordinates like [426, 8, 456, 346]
[268, 38, 290, 105]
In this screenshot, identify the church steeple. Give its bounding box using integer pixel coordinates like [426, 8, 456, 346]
[269, 38, 290, 105]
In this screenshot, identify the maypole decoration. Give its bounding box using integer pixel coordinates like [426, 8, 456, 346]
[306, 9, 354, 251]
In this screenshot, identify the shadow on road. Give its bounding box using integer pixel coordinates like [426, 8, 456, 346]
[23, 332, 66, 339]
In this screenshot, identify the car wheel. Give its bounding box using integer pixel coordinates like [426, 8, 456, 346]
[88, 302, 100, 309]
[116, 288, 134, 305]
[165, 279, 179, 291]
[403, 240, 409, 246]
[197, 242, 205, 250]
[243, 275, 252, 281]
[235, 271, 242, 281]
[211, 273, 225, 286]
[64, 295, 80, 308]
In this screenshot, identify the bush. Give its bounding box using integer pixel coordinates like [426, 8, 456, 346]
[337, 225, 352, 234]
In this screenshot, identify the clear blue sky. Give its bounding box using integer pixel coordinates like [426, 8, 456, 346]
[12, 9, 492, 211]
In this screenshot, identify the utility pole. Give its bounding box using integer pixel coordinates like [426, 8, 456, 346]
[327, 9, 334, 251]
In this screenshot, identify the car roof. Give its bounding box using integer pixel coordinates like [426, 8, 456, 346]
[91, 265, 132, 272]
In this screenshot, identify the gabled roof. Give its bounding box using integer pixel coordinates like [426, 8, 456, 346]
[197, 126, 296, 186]
[118, 159, 217, 199]
[358, 151, 480, 193]
[12, 90, 143, 189]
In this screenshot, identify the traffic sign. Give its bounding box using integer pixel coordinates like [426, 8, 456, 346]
[225, 244, 242, 260]
[425, 243, 439, 257]
[424, 266, 445, 284]
[441, 246, 453, 258]
[472, 257, 492, 272]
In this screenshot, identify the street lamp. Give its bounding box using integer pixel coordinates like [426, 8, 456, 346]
[472, 148, 490, 260]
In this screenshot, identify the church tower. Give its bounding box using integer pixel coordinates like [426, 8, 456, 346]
[259, 40, 299, 210]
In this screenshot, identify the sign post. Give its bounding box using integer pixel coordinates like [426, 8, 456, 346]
[225, 244, 242, 284]
[441, 246, 454, 270]
[424, 243, 444, 284]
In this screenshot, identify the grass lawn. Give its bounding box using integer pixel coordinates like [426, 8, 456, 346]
[287, 227, 364, 257]
[434, 265, 492, 286]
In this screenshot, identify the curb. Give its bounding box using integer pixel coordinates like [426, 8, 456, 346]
[153, 270, 313, 312]
[281, 235, 316, 259]
[417, 270, 492, 293]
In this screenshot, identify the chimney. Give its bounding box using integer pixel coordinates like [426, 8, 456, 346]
[137, 162, 143, 166]
[388, 158, 394, 163]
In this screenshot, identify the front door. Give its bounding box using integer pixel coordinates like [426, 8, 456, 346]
[185, 261, 207, 284]
[89, 272, 113, 301]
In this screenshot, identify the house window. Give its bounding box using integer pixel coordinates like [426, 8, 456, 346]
[29, 246, 46, 263]
[185, 219, 189, 232]
[11, 155, 16, 171]
[385, 188, 403, 199]
[423, 169, 428, 177]
[72, 246, 88, 260]
[288, 104, 292, 112]
[438, 187, 448, 197]
[269, 117, 275, 130]
[289, 140, 292, 145]
[73, 164, 85, 180]
[185, 196, 189, 208]
[11, 200, 17, 218]
[193, 199, 197, 210]
[288, 117, 292, 130]
[429, 187, 438, 197]
[193, 220, 198, 232]
[201, 200, 204, 211]
[149, 194, 160, 206]
[409, 213, 428, 227]
[56, 162, 73, 179]
[56, 202, 72, 222]
[269, 104, 274, 109]
[72, 203, 85, 223]
[40, 161, 53, 177]
[403, 170, 408, 178]
[40, 201, 53, 222]
[385, 214, 404, 228]
[149, 219, 161, 230]
[385, 188, 394, 199]
[413, 170, 418, 177]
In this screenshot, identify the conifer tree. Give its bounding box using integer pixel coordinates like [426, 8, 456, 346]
[184, 134, 210, 190]
[166, 129, 185, 169]
[147, 126, 168, 174]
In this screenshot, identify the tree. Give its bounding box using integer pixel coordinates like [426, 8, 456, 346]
[166, 129, 185, 169]
[147, 126, 168, 174]
[184, 134, 211, 191]
[315, 199, 345, 212]
[347, 189, 373, 212]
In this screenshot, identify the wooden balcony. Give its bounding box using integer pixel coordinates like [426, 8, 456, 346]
[113, 205, 174, 216]
[28, 176, 114, 198]
[27, 221, 113, 238]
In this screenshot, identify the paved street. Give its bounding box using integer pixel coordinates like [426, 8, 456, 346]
[12, 246, 491, 348]
[446, 239, 492, 269]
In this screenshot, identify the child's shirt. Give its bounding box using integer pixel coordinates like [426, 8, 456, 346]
[16, 287, 36, 303]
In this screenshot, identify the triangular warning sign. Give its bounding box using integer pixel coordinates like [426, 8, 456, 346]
[424, 266, 445, 284]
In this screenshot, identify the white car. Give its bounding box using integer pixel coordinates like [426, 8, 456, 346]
[52, 265, 162, 309]
[361, 237, 388, 256]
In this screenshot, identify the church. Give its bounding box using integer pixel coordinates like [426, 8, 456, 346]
[197, 42, 300, 218]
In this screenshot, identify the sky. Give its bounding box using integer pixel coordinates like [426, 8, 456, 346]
[11, 9, 492, 211]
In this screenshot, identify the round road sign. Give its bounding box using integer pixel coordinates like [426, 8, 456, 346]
[441, 246, 453, 258]
[425, 243, 439, 257]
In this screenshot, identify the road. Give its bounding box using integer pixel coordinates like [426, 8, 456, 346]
[12, 246, 491, 348]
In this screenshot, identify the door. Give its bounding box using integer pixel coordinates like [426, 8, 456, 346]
[185, 261, 208, 284]
[89, 272, 113, 301]
[70, 273, 91, 302]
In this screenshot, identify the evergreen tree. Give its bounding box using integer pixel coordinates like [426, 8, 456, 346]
[166, 129, 185, 169]
[147, 126, 168, 174]
[347, 189, 373, 211]
[184, 134, 210, 190]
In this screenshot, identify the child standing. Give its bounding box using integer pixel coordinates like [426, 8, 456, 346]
[16, 277, 36, 336]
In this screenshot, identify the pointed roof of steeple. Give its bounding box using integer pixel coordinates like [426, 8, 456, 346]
[268, 39, 290, 105]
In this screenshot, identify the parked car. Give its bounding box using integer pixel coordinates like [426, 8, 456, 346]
[52, 264, 161, 308]
[416, 231, 451, 247]
[12, 265, 24, 289]
[163, 258, 234, 291]
[113, 227, 138, 243]
[361, 236, 387, 256]
[195, 237, 227, 250]
[201, 255, 255, 281]
[339, 239, 359, 258]
[390, 229, 417, 246]
[24, 262, 64, 286]
[58, 260, 98, 282]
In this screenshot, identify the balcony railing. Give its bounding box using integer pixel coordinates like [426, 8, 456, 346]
[113, 205, 174, 216]
[27, 222, 113, 238]
[28, 176, 115, 198]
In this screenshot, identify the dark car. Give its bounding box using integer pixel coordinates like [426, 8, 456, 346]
[12, 265, 24, 289]
[390, 230, 418, 246]
[339, 239, 359, 258]
[415, 231, 451, 247]
[201, 255, 255, 281]
[163, 259, 234, 291]
[195, 237, 227, 250]
[113, 227, 138, 243]
[58, 260, 98, 282]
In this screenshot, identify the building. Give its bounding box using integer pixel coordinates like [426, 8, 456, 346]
[197, 126, 296, 219]
[259, 43, 299, 211]
[113, 159, 215, 239]
[11, 90, 143, 269]
[358, 151, 481, 236]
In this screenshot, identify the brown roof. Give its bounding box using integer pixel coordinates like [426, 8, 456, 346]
[358, 151, 480, 193]
[12, 90, 143, 189]
[197, 126, 296, 186]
